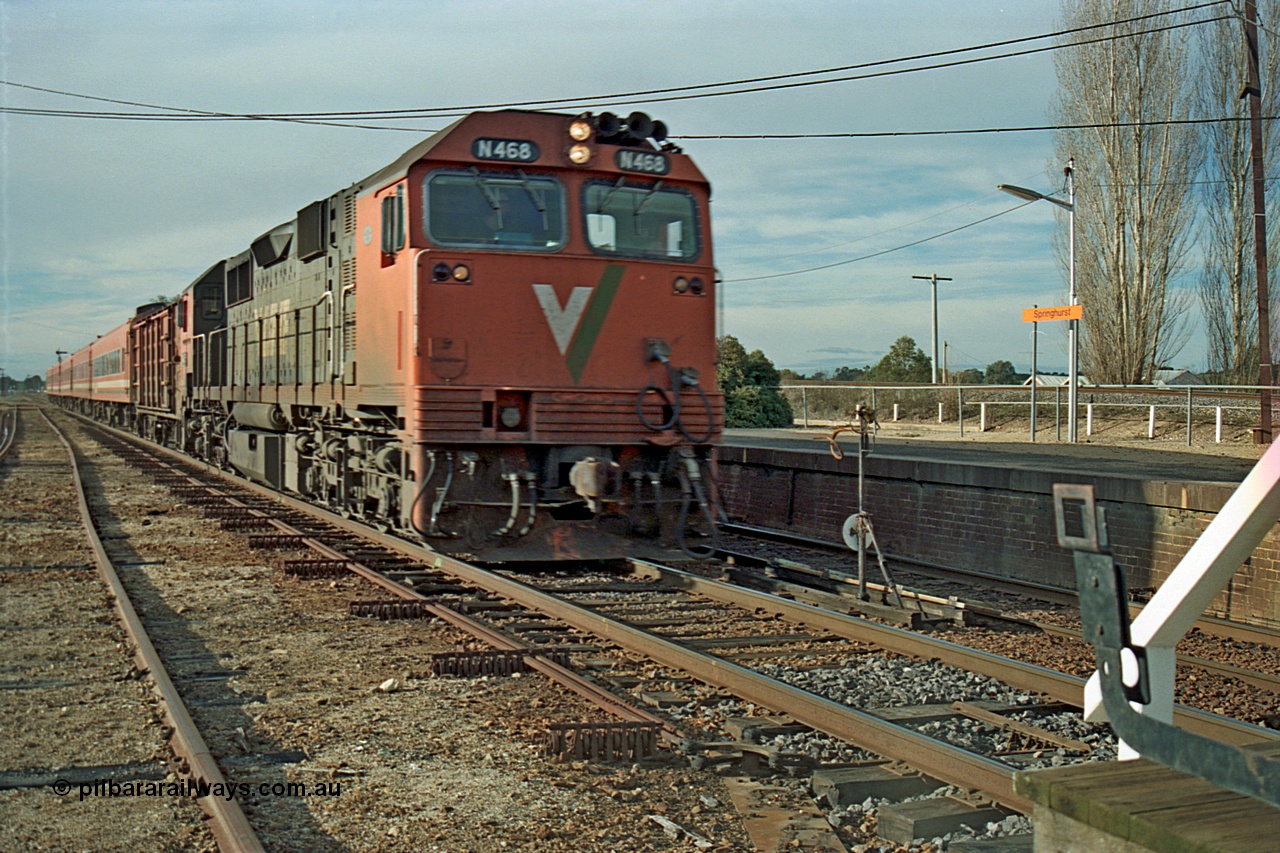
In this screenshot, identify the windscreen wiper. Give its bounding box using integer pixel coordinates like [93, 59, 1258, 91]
[515, 169, 548, 230]
[469, 167, 503, 230]
[633, 180, 664, 216]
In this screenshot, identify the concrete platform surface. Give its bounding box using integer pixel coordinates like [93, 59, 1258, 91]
[725, 427, 1261, 485]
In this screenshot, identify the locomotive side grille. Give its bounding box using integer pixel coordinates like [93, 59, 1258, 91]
[343, 194, 356, 235]
[414, 387, 723, 443]
[533, 391, 723, 443]
[415, 387, 485, 440]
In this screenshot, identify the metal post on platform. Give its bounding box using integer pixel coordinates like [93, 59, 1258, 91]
[1087, 403, 1094, 436]
[958, 388, 964, 437]
[1216, 406, 1224, 443]
[1245, 0, 1273, 443]
[1149, 405, 1157, 439]
[1186, 387, 1193, 447]
[980, 402, 987, 432]
[1030, 314, 1038, 443]
[1056, 386, 1062, 441]
[802, 387, 809, 428]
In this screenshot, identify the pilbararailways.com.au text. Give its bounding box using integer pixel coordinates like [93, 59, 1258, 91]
[57, 777, 343, 802]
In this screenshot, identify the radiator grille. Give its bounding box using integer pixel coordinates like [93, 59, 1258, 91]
[414, 387, 722, 444]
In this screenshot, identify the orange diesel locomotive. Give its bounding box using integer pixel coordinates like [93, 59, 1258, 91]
[48, 110, 723, 560]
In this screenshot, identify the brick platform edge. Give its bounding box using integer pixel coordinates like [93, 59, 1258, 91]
[715, 446, 1280, 630]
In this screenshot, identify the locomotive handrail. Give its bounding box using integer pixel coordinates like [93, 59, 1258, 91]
[338, 283, 355, 382]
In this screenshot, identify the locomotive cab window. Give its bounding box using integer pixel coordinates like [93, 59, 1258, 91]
[424, 170, 565, 252]
[582, 180, 698, 262]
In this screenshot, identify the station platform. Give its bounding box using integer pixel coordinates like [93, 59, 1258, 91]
[722, 427, 1261, 486]
[1014, 741, 1280, 852]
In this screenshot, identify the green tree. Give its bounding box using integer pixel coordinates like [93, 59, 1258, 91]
[716, 335, 794, 428]
[984, 360, 1018, 385]
[831, 365, 867, 382]
[717, 335, 749, 395]
[954, 368, 984, 385]
[865, 336, 932, 383]
[744, 348, 781, 387]
[725, 385, 795, 428]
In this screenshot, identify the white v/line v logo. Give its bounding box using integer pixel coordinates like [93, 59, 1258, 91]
[531, 283, 594, 355]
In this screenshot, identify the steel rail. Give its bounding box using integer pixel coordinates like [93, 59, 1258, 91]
[110, 443, 672, 733]
[624, 559, 1276, 748]
[37, 409, 264, 853]
[66, 411, 1029, 811]
[722, 521, 1280, 648]
[403, 552, 1029, 811]
[1026, 616, 1280, 697]
[720, 541, 1280, 698]
[61, 408, 1272, 809]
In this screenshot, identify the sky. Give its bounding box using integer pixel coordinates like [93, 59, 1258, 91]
[0, 0, 1182, 383]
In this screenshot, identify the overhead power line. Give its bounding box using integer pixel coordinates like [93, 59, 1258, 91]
[680, 115, 1280, 139]
[724, 202, 1036, 283]
[0, 1, 1232, 128]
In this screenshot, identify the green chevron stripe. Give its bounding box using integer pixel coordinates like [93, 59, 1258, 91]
[564, 264, 624, 384]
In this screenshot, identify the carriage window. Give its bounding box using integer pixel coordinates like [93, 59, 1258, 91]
[582, 180, 699, 261]
[424, 170, 566, 252]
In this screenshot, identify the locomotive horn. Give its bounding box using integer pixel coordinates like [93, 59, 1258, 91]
[625, 111, 654, 139]
[650, 120, 668, 143]
[594, 112, 621, 136]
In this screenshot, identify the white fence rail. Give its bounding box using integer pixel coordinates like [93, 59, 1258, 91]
[778, 383, 1276, 446]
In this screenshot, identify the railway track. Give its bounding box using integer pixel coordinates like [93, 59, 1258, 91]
[24, 405, 760, 852]
[1, 405, 257, 852]
[55, 408, 1034, 846]
[42, 402, 1280, 849]
[40, 406, 1267, 849]
[723, 521, 1280, 647]
[717, 522, 1280, 727]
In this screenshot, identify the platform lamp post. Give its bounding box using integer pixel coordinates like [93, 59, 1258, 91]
[999, 160, 1078, 442]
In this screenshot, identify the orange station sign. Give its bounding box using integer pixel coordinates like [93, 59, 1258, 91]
[1022, 304, 1083, 323]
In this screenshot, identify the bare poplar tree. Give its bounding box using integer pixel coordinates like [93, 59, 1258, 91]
[1053, 0, 1200, 384]
[1196, 1, 1280, 384]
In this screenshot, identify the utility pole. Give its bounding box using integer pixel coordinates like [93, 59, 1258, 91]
[912, 274, 952, 384]
[1245, 0, 1273, 442]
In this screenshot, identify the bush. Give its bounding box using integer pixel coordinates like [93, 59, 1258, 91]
[726, 385, 795, 428]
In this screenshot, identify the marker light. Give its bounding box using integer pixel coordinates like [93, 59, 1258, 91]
[568, 119, 593, 141]
[673, 276, 690, 293]
[568, 144, 592, 165]
[432, 262, 451, 281]
[451, 264, 471, 282]
[690, 277, 705, 295]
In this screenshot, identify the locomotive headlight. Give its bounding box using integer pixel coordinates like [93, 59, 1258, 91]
[568, 144, 592, 165]
[673, 276, 690, 294]
[451, 264, 471, 282]
[568, 119, 592, 141]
